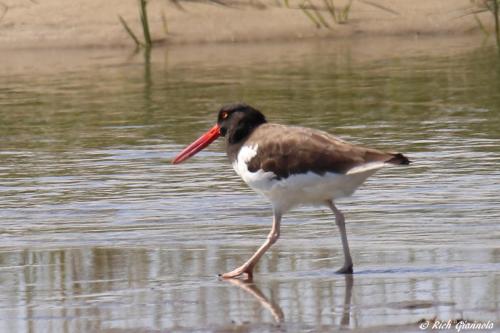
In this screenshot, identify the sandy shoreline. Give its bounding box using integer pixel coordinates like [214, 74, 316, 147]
[0, 0, 497, 49]
[0, 34, 488, 77]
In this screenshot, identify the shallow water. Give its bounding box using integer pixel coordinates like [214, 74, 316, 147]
[1, 40, 499, 332]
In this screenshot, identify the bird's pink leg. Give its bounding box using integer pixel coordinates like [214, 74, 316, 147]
[327, 201, 353, 274]
[221, 210, 282, 280]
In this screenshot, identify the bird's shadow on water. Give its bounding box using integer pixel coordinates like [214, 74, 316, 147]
[222, 274, 354, 327]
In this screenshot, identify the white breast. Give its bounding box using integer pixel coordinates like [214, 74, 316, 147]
[232, 145, 276, 193]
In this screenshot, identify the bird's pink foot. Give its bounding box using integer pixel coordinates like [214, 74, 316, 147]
[219, 266, 253, 280]
[336, 264, 353, 274]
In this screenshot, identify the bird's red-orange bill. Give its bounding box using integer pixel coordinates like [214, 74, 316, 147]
[172, 124, 221, 164]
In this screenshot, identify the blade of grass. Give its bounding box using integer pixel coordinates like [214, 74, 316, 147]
[305, 0, 330, 28]
[169, 0, 186, 11]
[140, 0, 152, 47]
[161, 10, 169, 35]
[300, 3, 322, 28]
[118, 15, 144, 47]
[359, 0, 399, 16]
[459, 8, 491, 18]
[493, 0, 499, 47]
[323, 0, 336, 22]
[473, 13, 490, 36]
[341, 0, 352, 23]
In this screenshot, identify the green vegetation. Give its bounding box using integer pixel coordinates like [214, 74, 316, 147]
[323, 0, 352, 24]
[494, 0, 500, 47]
[119, 15, 143, 47]
[119, 0, 168, 48]
[139, 0, 152, 46]
[0, 2, 8, 22]
[469, 0, 500, 48]
[297, 0, 398, 30]
[300, 0, 352, 29]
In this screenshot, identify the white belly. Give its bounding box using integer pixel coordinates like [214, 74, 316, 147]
[232, 145, 382, 213]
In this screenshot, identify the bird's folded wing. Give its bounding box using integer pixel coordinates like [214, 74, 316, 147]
[245, 124, 394, 179]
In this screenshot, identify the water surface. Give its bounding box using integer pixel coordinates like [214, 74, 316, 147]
[1, 40, 499, 332]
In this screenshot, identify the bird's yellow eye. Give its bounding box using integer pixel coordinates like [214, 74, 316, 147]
[222, 112, 228, 119]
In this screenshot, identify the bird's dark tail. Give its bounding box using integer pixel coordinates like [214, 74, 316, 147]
[386, 153, 410, 165]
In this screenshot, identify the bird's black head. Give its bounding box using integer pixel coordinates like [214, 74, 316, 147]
[217, 103, 267, 144]
[171, 103, 265, 164]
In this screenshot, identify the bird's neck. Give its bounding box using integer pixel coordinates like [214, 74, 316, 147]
[225, 122, 264, 163]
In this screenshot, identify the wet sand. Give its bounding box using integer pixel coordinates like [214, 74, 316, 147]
[0, 0, 496, 48]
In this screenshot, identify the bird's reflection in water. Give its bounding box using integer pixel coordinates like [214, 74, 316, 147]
[341, 274, 353, 327]
[224, 274, 354, 327]
[225, 278, 284, 323]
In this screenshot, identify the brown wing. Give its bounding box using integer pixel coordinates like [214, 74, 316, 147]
[244, 124, 407, 179]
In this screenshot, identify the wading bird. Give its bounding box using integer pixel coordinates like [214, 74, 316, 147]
[172, 103, 409, 279]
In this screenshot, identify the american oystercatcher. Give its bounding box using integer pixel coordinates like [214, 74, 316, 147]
[173, 103, 410, 279]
